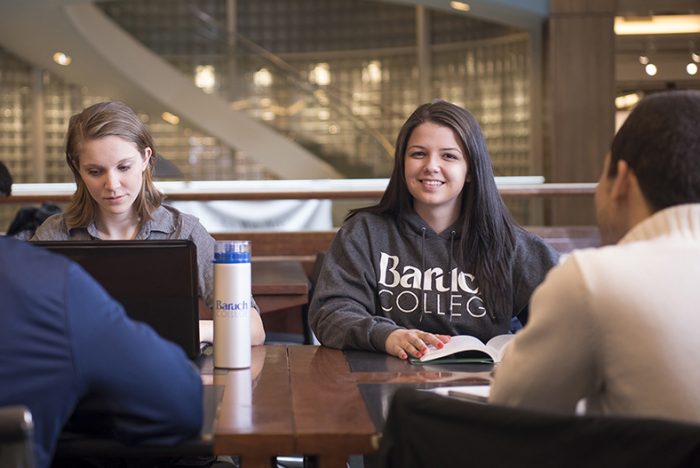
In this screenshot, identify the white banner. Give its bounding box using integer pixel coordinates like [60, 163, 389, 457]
[170, 199, 333, 232]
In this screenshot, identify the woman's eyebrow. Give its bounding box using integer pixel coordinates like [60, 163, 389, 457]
[82, 156, 137, 168]
[407, 144, 462, 153]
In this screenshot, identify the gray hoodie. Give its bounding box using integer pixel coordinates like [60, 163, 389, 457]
[309, 210, 559, 352]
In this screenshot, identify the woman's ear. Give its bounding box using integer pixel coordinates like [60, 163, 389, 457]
[142, 147, 153, 171]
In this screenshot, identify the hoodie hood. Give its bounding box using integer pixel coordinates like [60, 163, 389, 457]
[398, 210, 463, 241]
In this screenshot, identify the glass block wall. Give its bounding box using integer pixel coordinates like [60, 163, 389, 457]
[1, 0, 537, 226]
[0, 47, 33, 229]
[98, 0, 533, 179]
[0, 48, 33, 183]
[0, 43, 272, 230]
[0, 46, 270, 184]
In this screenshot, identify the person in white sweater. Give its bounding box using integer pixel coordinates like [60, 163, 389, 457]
[490, 90, 700, 424]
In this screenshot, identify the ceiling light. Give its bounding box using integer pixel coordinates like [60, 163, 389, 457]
[309, 63, 331, 86]
[615, 15, 700, 35]
[644, 63, 658, 76]
[638, 55, 650, 65]
[52, 52, 71, 66]
[687, 63, 698, 75]
[362, 60, 382, 84]
[161, 112, 180, 125]
[450, 1, 470, 12]
[194, 65, 216, 93]
[253, 68, 273, 87]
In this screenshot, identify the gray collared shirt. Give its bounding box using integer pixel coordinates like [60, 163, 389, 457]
[32, 204, 215, 308]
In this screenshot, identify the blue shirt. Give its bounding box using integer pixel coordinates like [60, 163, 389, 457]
[0, 237, 203, 468]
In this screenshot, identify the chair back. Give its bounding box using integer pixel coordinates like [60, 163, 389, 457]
[376, 387, 700, 468]
[0, 405, 35, 468]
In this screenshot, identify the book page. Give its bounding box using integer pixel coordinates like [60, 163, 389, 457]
[485, 334, 514, 362]
[419, 335, 493, 362]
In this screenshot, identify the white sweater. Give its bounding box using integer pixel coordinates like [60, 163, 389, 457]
[491, 204, 700, 423]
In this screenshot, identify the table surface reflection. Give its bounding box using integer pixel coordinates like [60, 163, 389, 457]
[206, 345, 493, 468]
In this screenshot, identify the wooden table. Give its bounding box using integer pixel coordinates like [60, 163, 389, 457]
[252, 261, 309, 338]
[252, 260, 309, 314]
[209, 345, 493, 468]
[55, 345, 491, 467]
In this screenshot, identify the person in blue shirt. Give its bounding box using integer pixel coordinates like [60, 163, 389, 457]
[0, 236, 203, 468]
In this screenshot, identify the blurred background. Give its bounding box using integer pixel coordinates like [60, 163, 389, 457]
[1, 0, 698, 229]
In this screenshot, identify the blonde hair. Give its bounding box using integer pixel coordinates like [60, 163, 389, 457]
[63, 101, 164, 228]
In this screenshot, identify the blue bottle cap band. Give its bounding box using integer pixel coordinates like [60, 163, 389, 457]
[214, 251, 251, 263]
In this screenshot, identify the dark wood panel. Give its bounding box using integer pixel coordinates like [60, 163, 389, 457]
[239, 227, 601, 266]
[527, 225, 601, 251]
[252, 261, 308, 295]
[551, 0, 616, 15]
[260, 306, 305, 335]
[548, 1, 615, 225]
[217, 231, 337, 258]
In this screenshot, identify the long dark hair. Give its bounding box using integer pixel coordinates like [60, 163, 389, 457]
[350, 100, 516, 320]
[64, 101, 163, 229]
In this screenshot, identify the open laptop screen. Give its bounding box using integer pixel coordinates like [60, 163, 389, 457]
[32, 240, 200, 359]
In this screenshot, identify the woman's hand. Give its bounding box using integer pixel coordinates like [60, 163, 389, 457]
[385, 329, 451, 360]
[250, 307, 266, 346]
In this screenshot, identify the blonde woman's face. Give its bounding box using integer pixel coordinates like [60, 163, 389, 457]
[78, 136, 151, 221]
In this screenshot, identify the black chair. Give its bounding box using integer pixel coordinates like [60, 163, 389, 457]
[6, 202, 62, 239]
[0, 405, 35, 468]
[376, 387, 700, 468]
[267, 251, 325, 346]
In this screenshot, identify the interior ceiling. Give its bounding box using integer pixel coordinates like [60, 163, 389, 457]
[617, 0, 700, 16]
[612, 0, 700, 89]
[375, 0, 547, 31]
[615, 0, 700, 58]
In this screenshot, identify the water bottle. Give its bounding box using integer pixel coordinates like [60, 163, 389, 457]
[213, 240, 251, 369]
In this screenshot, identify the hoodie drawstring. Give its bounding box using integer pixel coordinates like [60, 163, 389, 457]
[419, 227, 426, 322]
[448, 230, 456, 320]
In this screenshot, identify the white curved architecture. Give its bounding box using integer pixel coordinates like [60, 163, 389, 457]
[0, 0, 341, 179]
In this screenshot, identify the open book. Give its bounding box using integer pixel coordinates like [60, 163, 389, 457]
[410, 334, 514, 365]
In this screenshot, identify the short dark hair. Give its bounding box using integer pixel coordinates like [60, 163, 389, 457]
[0, 161, 12, 196]
[351, 100, 516, 321]
[609, 90, 700, 211]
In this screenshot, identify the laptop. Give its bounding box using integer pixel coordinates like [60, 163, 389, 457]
[32, 240, 201, 359]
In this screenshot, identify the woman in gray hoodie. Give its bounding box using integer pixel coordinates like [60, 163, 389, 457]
[309, 100, 559, 360]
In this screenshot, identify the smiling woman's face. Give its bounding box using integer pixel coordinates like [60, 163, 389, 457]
[404, 122, 468, 225]
[78, 135, 151, 221]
